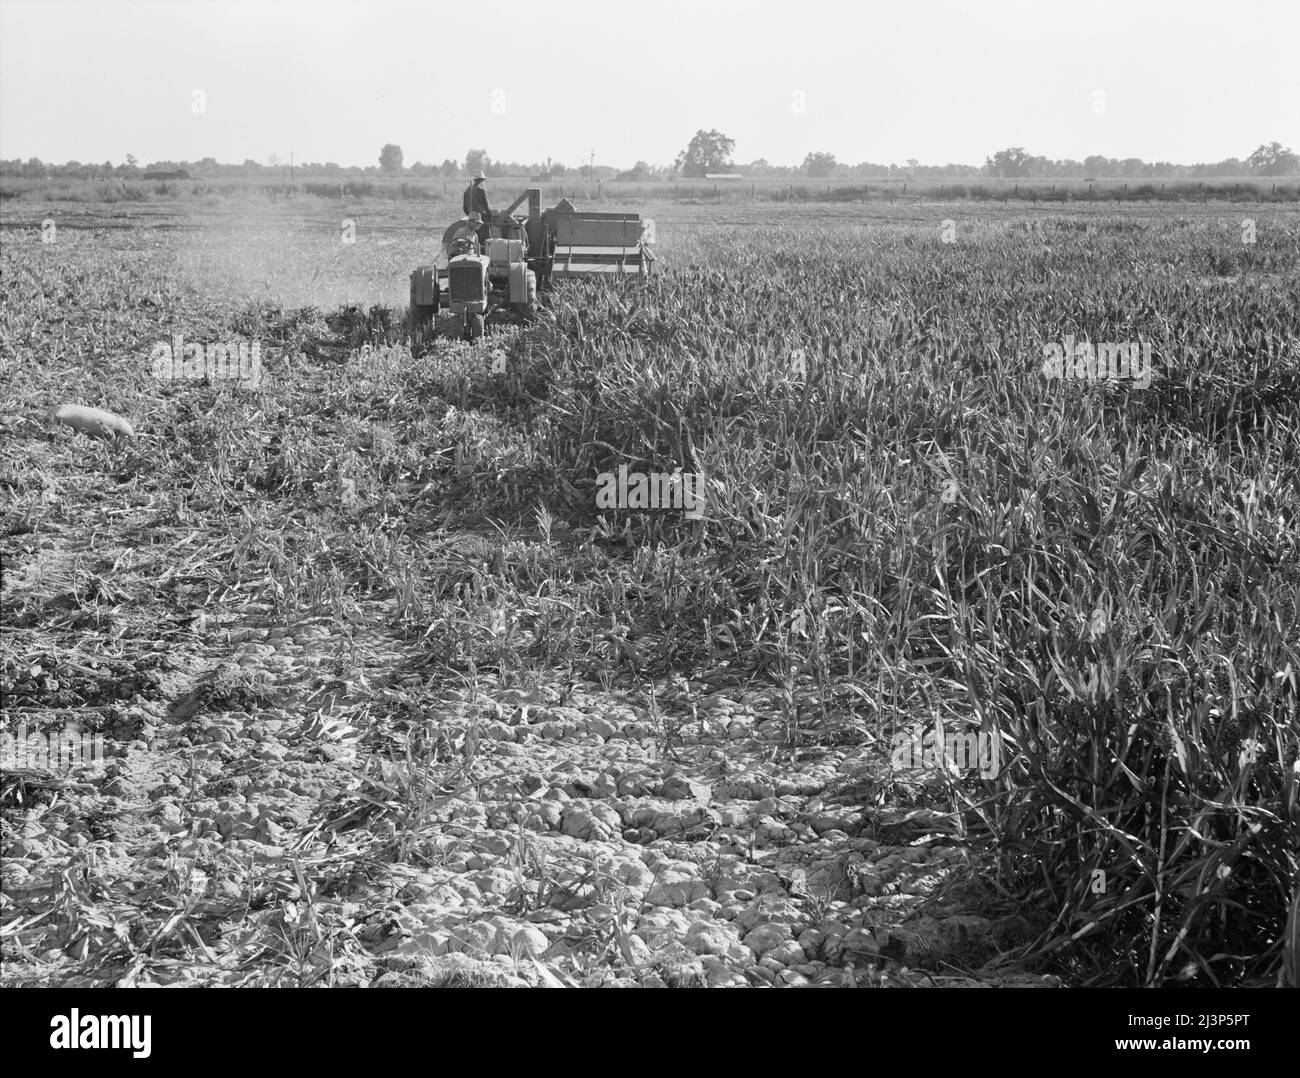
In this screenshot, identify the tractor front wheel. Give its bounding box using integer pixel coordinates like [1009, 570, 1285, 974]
[466, 313, 484, 342]
[408, 305, 435, 352]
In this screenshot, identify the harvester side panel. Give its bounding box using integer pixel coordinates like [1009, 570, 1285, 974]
[555, 218, 643, 248]
[552, 214, 652, 278]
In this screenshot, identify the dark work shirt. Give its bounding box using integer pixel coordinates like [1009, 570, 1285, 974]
[463, 183, 491, 218]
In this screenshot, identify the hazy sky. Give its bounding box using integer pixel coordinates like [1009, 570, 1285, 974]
[1, 0, 1296, 169]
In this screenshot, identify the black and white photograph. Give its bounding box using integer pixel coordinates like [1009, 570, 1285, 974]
[0, 0, 1296, 1049]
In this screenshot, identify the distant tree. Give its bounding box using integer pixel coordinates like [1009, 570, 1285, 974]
[984, 147, 1032, 178]
[464, 148, 490, 175]
[1083, 154, 1112, 178]
[674, 129, 734, 177]
[550, 162, 568, 177]
[1247, 142, 1299, 176]
[125, 153, 137, 169]
[612, 160, 642, 181]
[744, 158, 796, 178]
[439, 158, 459, 177]
[379, 144, 404, 172]
[803, 151, 837, 178]
[615, 159, 653, 181]
[1024, 155, 1051, 178]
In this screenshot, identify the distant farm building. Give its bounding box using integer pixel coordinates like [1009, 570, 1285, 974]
[143, 169, 193, 180]
[704, 173, 743, 180]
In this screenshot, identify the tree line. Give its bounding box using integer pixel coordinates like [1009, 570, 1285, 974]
[4, 135, 1296, 182]
[673, 130, 1299, 180]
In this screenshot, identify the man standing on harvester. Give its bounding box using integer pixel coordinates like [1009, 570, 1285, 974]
[462, 170, 491, 245]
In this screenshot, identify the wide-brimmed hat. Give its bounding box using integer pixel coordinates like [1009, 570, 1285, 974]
[473, 170, 486, 181]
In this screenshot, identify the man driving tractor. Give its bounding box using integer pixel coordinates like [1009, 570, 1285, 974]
[462, 170, 491, 245]
[450, 213, 483, 257]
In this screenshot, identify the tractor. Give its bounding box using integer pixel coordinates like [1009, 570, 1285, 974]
[409, 188, 655, 343]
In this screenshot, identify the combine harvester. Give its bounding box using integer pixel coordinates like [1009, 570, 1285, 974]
[409, 188, 655, 342]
